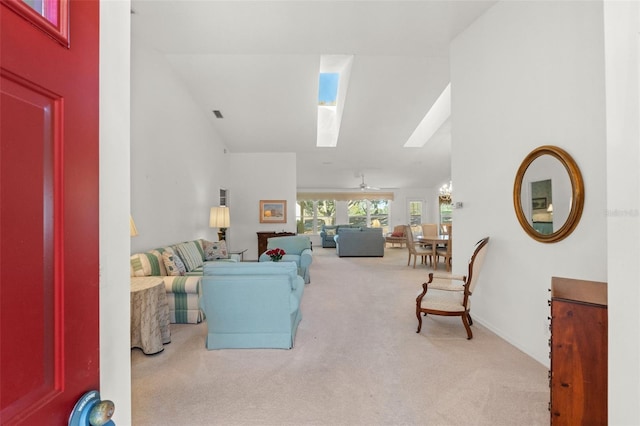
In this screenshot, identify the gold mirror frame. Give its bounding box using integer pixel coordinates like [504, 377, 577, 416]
[513, 145, 584, 243]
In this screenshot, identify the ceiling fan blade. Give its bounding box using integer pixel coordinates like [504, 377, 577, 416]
[355, 173, 380, 190]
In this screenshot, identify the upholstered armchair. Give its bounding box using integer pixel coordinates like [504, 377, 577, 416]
[385, 225, 407, 247]
[201, 262, 304, 349]
[259, 235, 313, 284]
[416, 237, 490, 339]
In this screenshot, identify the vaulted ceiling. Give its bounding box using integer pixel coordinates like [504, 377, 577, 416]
[131, 0, 496, 191]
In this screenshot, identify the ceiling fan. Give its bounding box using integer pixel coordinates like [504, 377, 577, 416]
[355, 174, 379, 191]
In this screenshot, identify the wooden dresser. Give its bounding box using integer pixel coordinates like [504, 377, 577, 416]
[549, 277, 607, 425]
[256, 231, 295, 256]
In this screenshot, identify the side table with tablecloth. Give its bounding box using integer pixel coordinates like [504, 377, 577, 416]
[131, 276, 171, 354]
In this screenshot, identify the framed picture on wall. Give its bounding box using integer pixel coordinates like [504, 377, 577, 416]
[532, 197, 547, 210]
[259, 200, 287, 223]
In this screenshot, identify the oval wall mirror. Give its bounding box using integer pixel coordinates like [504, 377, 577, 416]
[513, 145, 584, 243]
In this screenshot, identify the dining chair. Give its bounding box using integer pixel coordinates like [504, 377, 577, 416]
[404, 225, 433, 268]
[415, 237, 490, 339]
[421, 223, 438, 238]
[435, 228, 452, 271]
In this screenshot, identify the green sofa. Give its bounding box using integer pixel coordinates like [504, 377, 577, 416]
[130, 239, 238, 324]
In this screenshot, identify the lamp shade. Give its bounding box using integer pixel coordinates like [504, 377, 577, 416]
[130, 215, 139, 237]
[209, 206, 230, 228]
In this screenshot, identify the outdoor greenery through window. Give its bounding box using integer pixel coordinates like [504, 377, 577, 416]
[348, 200, 389, 233]
[409, 201, 423, 226]
[296, 199, 389, 234]
[440, 199, 453, 226]
[297, 200, 336, 234]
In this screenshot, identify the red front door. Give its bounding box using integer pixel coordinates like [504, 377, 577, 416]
[0, 0, 100, 424]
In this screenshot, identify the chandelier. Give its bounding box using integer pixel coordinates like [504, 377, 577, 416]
[439, 180, 452, 202]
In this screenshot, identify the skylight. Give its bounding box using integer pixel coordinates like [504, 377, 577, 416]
[317, 55, 354, 148]
[318, 73, 339, 106]
[404, 83, 451, 148]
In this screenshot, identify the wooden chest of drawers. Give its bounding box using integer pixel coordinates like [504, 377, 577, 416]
[549, 277, 607, 425]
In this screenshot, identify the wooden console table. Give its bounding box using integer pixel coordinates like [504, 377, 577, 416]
[257, 231, 295, 256]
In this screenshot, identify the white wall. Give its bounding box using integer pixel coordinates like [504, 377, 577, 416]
[391, 187, 440, 226]
[450, 1, 607, 364]
[604, 1, 640, 423]
[228, 153, 298, 260]
[130, 34, 230, 252]
[100, 1, 131, 424]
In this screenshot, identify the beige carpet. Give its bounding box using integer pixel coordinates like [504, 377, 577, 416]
[132, 246, 549, 425]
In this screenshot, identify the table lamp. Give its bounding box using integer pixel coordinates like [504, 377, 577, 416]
[130, 215, 139, 237]
[209, 206, 230, 241]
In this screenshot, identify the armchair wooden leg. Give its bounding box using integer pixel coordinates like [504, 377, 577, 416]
[416, 309, 423, 333]
[462, 313, 473, 340]
[467, 313, 473, 326]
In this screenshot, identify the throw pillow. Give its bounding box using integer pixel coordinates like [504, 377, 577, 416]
[391, 231, 404, 237]
[163, 251, 186, 276]
[130, 250, 166, 277]
[173, 241, 204, 272]
[203, 239, 229, 260]
[325, 229, 336, 236]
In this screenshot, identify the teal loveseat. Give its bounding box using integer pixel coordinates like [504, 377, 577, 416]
[201, 261, 305, 349]
[258, 235, 313, 284]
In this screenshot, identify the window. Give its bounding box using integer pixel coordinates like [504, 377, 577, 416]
[440, 199, 453, 226]
[348, 200, 389, 231]
[22, 0, 59, 25]
[6, 0, 69, 46]
[219, 188, 228, 206]
[317, 55, 354, 147]
[318, 73, 339, 106]
[409, 201, 423, 226]
[408, 200, 424, 236]
[348, 200, 367, 227]
[316, 200, 336, 230]
[369, 200, 389, 234]
[296, 200, 335, 234]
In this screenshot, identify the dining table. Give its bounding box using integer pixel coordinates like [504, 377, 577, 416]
[417, 235, 450, 270]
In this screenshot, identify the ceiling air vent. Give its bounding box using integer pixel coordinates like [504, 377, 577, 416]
[212, 110, 224, 119]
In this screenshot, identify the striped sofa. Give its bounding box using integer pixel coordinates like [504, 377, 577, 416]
[130, 239, 238, 324]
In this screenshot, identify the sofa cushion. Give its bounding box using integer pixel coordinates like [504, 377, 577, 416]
[174, 240, 204, 272]
[163, 251, 186, 276]
[130, 249, 166, 277]
[338, 227, 361, 233]
[203, 239, 229, 260]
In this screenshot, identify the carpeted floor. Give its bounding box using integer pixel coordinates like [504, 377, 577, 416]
[131, 246, 549, 425]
